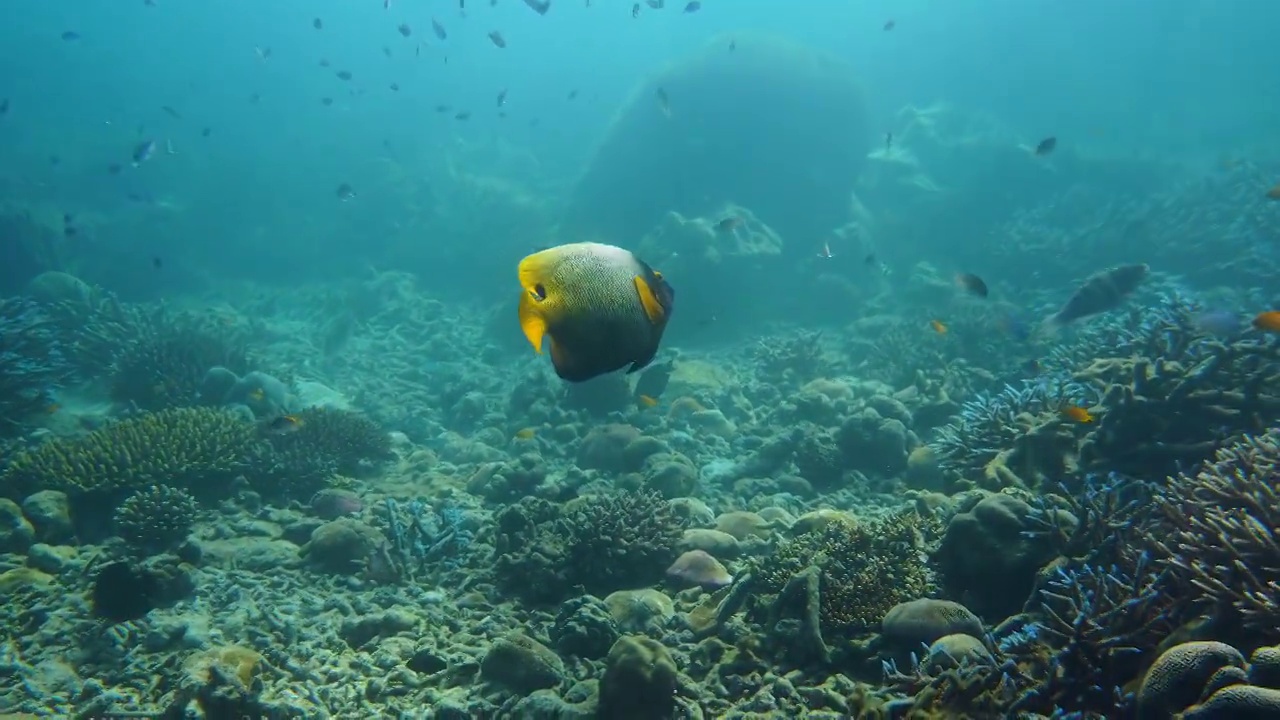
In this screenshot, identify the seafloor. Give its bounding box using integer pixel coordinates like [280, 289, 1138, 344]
[4, 156, 1280, 719]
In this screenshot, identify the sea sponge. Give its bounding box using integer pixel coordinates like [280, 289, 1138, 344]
[2, 408, 257, 499]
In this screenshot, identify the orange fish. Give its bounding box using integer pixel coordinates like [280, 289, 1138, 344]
[637, 394, 659, 408]
[514, 427, 536, 439]
[1061, 406, 1095, 424]
[1266, 184, 1280, 201]
[268, 414, 305, 434]
[930, 319, 947, 334]
[1253, 311, 1280, 332]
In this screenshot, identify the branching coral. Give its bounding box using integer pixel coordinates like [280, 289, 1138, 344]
[1148, 429, 1280, 645]
[114, 485, 199, 555]
[2, 408, 258, 500]
[752, 512, 936, 639]
[0, 298, 75, 437]
[263, 407, 391, 476]
[492, 491, 683, 603]
[109, 314, 250, 411]
[752, 330, 830, 386]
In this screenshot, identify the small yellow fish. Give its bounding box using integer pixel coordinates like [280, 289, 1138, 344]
[930, 319, 948, 334]
[1060, 405, 1095, 424]
[514, 427, 536, 439]
[268, 414, 305, 433]
[248, 388, 266, 402]
[1254, 311, 1280, 332]
[637, 394, 659, 408]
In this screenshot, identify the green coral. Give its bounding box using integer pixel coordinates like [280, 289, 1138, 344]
[114, 485, 199, 554]
[263, 407, 391, 476]
[2, 408, 258, 499]
[753, 511, 936, 638]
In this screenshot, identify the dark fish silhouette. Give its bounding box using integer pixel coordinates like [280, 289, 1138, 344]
[954, 273, 988, 298]
[432, 19, 447, 40]
[1034, 137, 1057, 155]
[1044, 264, 1148, 329]
[633, 359, 675, 402]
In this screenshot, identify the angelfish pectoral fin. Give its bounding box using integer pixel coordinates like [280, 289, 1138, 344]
[634, 275, 667, 325]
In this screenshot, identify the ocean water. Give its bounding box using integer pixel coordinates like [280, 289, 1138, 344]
[2, 0, 1280, 717]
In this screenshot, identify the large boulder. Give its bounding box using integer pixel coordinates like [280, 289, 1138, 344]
[563, 33, 870, 253]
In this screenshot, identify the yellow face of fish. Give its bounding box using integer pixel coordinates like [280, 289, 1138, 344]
[516, 242, 673, 380]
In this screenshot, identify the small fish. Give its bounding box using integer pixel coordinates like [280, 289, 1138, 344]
[1044, 264, 1148, 329]
[319, 58, 331, 67]
[432, 19, 447, 40]
[131, 139, 156, 166]
[817, 242, 834, 259]
[955, 272, 989, 298]
[646, 0, 663, 7]
[321, 97, 334, 106]
[634, 359, 674, 402]
[1021, 358, 1041, 375]
[517, 242, 675, 382]
[0, 98, 8, 116]
[488, 31, 507, 48]
[497, 89, 508, 106]
[455, 111, 471, 120]
[514, 427, 536, 439]
[382, 46, 393, 58]
[567, 89, 579, 100]
[336, 183, 356, 201]
[313, 17, 323, 30]
[389, 83, 400, 92]
[884, 132, 892, 151]
[1034, 136, 1057, 156]
[883, 20, 895, 31]
[267, 414, 305, 434]
[61, 31, 81, 41]
[930, 319, 947, 334]
[656, 87, 671, 117]
[254, 46, 272, 62]
[336, 70, 353, 81]
[1060, 406, 1095, 424]
[715, 216, 741, 232]
[384, 0, 391, 8]
[435, 104, 451, 113]
[729, 39, 736, 51]
[161, 105, 182, 119]
[1252, 311, 1280, 333]
[1265, 183, 1280, 201]
[398, 24, 412, 38]
[523, 0, 552, 14]
[632, 3, 640, 18]
[165, 139, 176, 155]
[151, 256, 163, 270]
[683, 1, 701, 12]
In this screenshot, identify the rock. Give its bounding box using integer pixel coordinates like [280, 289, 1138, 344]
[882, 598, 984, 649]
[598, 636, 679, 720]
[479, 632, 566, 695]
[577, 424, 643, 473]
[603, 589, 675, 633]
[679, 528, 741, 558]
[300, 518, 383, 574]
[714, 511, 772, 541]
[642, 454, 699, 499]
[552, 596, 621, 660]
[665, 550, 733, 589]
[21, 491, 73, 543]
[26, 543, 77, 574]
[923, 634, 993, 674]
[904, 446, 945, 491]
[0, 498, 35, 554]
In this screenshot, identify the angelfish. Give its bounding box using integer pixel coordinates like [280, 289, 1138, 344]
[1043, 263, 1148, 330]
[516, 242, 675, 382]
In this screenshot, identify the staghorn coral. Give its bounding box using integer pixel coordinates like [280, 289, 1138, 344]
[1148, 429, 1280, 645]
[752, 511, 935, 640]
[0, 297, 75, 438]
[114, 485, 199, 555]
[1, 408, 258, 500]
[927, 375, 1098, 489]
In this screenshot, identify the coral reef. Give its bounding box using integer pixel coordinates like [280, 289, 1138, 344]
[109, 313, 251, 411]
[113, 485, 199, 555]
[0, 298, 75, 438]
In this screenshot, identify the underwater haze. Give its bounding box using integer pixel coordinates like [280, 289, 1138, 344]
[4, 0, 1280, 718]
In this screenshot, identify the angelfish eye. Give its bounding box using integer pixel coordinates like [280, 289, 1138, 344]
[532, 284, 547, 300]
